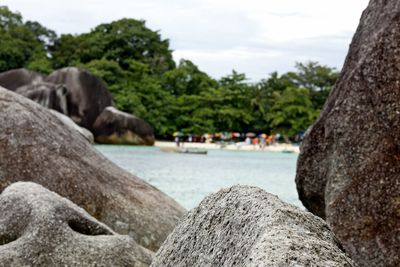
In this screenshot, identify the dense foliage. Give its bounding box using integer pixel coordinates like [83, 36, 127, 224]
[0, 6, 339, 139]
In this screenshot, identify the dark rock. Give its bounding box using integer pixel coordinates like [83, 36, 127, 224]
[45, 67, 113, 131]
[0, 182, 153, 266]
[151, 186, 354, 267]
[16, 82, 68, 115]
[296, 1, 400, 265]
[14, 82, 93, 143]
[0, 87, 185, 251]
[0, 68, 44, 91]
[93, 107, 155, 145]
[49, 109, 94, 143]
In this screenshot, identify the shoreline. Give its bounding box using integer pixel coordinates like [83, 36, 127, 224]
[155, 141, 300, 153]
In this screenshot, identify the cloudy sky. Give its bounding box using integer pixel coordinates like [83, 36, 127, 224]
[3, 0, 369, 81]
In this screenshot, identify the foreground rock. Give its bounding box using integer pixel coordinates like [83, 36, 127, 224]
[152, 186, 353, 267]
[0, 68, 44, 91]
[0, 87, 185, 251]
[93, 107, 155, 145]
[45, 67, 113, 131]
[296, 1, 400, 265]
[0, 182, 153, 266]
[16, 82, 69, 115]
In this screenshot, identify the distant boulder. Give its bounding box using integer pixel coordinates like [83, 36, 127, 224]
[49, 109, 94, 143]
[93, 107, 155, 145]
[0, 87, 185, 251]
[296, 0, 400, 266]
[152, 186, 354, 267]
[16, 82, 68, 115]
[0, 68, 44, 91]
[12, 80, 94, 143]
[45, 67, 113, 131]
[0, 182, 153, 266]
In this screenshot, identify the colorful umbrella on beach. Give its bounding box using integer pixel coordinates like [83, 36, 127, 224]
[246, 132, 256, 137]
[232, 132, 241, 137]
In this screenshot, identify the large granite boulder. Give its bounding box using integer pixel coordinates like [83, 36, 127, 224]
[0, 87, 185, 251]
[93, 107, 155, 145]
[0, 68, 44, 91]
[16, 82, 69, 115]
[45, 67, 113, 131]
[152, 186, 353, 267]
[0, 182, 153, 266]
[296, 1, 400, 265]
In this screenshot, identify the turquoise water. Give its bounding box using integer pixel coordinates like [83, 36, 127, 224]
[95, 145, 302, 210]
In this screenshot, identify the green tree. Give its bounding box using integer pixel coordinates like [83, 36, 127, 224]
[52, 19, 175, 74]
[282, 61, 339, 110]
[0, 5, 22, 28]
[82, 57, 176, 138]
[51, 34, 83, 68]
[0, 6, 54, 73]
[162, 59, 217, 96]
[267, 87, 318, 138]
[214, 71, 254, 131]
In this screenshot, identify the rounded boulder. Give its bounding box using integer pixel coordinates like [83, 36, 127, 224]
[45, 67, 113, 131]
[93, 107, 155, 145]
[0, 87, 185, 251]
[0, 182, 153, 267]
[152, 186, 354, 267]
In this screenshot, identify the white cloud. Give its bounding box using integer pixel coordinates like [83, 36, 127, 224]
[2, 0, 369, 81]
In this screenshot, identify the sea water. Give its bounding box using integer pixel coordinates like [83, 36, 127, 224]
[95, 145, 302, 210]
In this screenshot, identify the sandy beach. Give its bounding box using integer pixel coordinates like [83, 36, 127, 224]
[155, 141, 300, 153]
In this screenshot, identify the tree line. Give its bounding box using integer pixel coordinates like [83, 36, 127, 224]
[0, 6, 339, 140]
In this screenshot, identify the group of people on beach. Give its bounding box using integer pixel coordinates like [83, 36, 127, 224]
[174, 132, 281, 148]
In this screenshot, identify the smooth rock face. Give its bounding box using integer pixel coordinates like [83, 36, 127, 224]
[45, 67, 113, 131]
[0, 87, 185, 251]
[16, 82, 69, 115]
[296, 1, 400, 265]
[49, 109, 94, 143]
[0, 68, 44, 91]
[152, 186, 353, 267]
[0, 182, 153, 267]
[93, 107, 155, 145]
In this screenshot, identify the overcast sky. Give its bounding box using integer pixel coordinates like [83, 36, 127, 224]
[3, 0, 369, 81]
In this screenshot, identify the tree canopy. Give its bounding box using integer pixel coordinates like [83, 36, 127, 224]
[51, 19, 175, 74]
[0, 6, 54, 73]
[0, 5, 340, 140]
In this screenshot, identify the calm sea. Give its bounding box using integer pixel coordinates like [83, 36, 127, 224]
[95, 145, 302, 210]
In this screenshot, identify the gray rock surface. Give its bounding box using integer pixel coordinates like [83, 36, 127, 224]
[49, 109, 94, 143]
[0, 87, 185, 251]
[0, 68, 44, 91]
[151, 186, 353, 267]
[295, 1, 400, 265]
[16, 82, 68, 115]
[45, 67, 113, 131]
[0, 182, 153, 267]
[93, 106, 155, 145]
